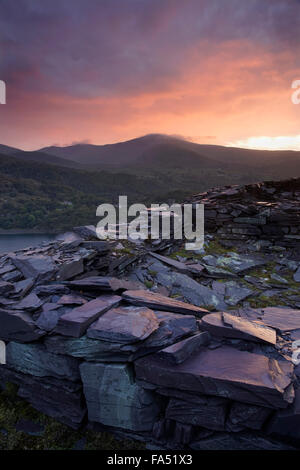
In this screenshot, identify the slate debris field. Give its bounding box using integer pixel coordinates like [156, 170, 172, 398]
[0, 178, 300, 449]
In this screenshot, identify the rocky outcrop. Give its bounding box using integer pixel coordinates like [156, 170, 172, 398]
[0, 178, 300, 449]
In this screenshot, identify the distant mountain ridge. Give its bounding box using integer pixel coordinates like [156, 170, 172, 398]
[39, 134, 300, 174]
[0, 134, 299, 178]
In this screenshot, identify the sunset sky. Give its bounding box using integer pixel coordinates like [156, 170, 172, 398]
[0, 0, 300, 151]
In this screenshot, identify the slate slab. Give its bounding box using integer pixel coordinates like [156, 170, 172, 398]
[260, 307, 300, 333]
[122, 290, 208, 317]
[134, 346, 294, 409]
[227, 402, 271, 431]
[87, 306, 159, 343]
[0, 308, 45, 342]
[6, 342, 80, 382]
[149, 252, 192, 274]
[66, 276, 140, 293]
[155, 271, 226, 310]
[166, 396, 227, 431]
[0, 366, 86, 429]
[44, 334, 134, 362]
[201, 312, 276, 344]
[155, 332, 210, 364]
[0, 281, 14, 295]
[11, 293, 43, 312]
[56, 259, 84, 281]
[58, 294, 87, 306]
[11, 255, 56, 282]
[80, 362, 161, 431]
[216, 253, 265, 274]
[55, 295, 121, 337]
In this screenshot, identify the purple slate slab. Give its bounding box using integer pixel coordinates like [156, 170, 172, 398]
[66, 276, 141, 292]
[55, 295, 121, 337]
[201, 312, 276, 344]
[134, 346, 294, 409]
[0, 308, 45, 342]
[260, 307, 300, 332]
[87, 306, 159, 343]
[122, 290, 208, 317]
[155, 331, 210, 364]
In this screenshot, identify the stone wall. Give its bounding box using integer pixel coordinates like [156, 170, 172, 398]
[189, 178, 300, 249]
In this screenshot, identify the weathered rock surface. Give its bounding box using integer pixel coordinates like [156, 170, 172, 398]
[6, 342, 81, 382]
[87, 306, 159, 343]
[80, 362, 161, 431]
[165, 396, 227, 431]
[201, 312, 276, 344]
[155, 332, 210, 364]
[122, 290, 209, 317]
[11, 255, 56, 282]
[0, 308, 44, 342]
[260, 307, 300, 332]
[55, 295, 121, 337]
[135, 346, 294, 409]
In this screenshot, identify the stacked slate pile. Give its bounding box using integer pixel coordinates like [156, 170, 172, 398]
[0, 178, 300, 449]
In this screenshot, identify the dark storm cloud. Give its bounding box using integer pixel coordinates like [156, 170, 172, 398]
[0, 0, 299, 99]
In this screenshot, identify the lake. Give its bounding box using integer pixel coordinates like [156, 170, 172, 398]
[0, 234, 57, 254]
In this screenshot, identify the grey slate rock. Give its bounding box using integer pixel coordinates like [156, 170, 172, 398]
[87, 306, 159, 344]
[36, 305, 71, 332]
[155, 271, 227, 310]
[139, 311, 198, 350]
[34, 284, 70, 296]
[13, 278, 34, 298]
[66, 276, 140, 293]
[190, 432, 296, 450]
[0, 281, 14, 295]
[0, 308, 45, 342]
[11, 293, 43, 312]
[134, 345, 294, 409]
[216, 253, 265, 274]
[224, 282, 253, 306]
[294, 266, 300, 282]
[166, 396, 227, 431]
[0, 366, 86, 429]
[11, 255, 56, 282]
[80, 362, 161, 431]
[148, 252, 192, 274]
[56, 258, 84, 281]
[122, 289, 208, 317]
[227, 402, 271, 431]
[58, 294, 87, 306]
[55, 295, 121, 337]
[44, 334, 134, 362]
[6, 342, 80, 382]
[155, 332, 210, 364]
[73, 225, 97, 239]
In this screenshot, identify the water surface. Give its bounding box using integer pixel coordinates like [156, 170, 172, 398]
[0, 234, 56, 254]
